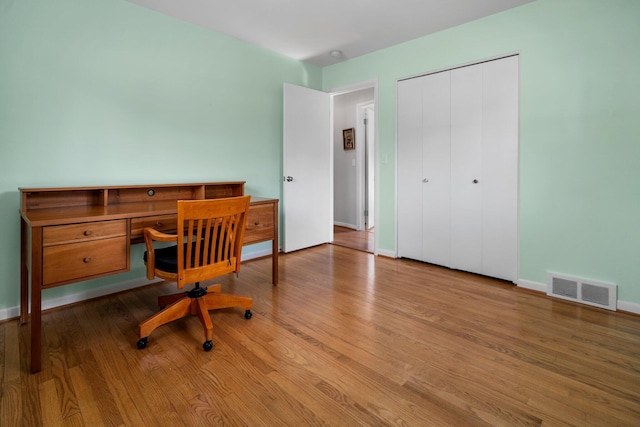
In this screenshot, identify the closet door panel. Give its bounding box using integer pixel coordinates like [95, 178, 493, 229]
[482, 56, 519, 281]
[421, 71, 451, 267]
[450, 65, 483, 274]
[397, 78, 423, 260]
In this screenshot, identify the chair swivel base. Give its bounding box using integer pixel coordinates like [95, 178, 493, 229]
[136, 283, 252, 351]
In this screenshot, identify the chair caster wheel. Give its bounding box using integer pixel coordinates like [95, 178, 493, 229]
[137, 337, 148, 349]
[244, 310, 252, 319]
[203, 340, 213, 351]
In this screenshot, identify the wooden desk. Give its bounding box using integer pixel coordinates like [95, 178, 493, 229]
[19, 182, 278, 373]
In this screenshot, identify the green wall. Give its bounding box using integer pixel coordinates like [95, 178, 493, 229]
[0, 0, 321, 312]
[2, 0, 639, 313]
[323, 0, 640, 305]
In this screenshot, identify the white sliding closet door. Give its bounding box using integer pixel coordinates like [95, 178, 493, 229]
[397, 78, 423, 261]
[450, 65, 483, 274]
[421, 72, 451, 267]
[481, 56, 519, 281]
[397, 72, 452, 266]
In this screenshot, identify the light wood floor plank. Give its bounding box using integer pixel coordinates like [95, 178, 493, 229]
[0, 378, 21, 426]
[2, 320, 21, 384]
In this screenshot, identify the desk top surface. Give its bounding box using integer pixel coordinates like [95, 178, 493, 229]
[22, 196, 277, 227]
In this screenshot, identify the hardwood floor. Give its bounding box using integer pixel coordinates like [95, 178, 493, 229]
[2, 244, 639, 426]
[332, 225, 374, 253]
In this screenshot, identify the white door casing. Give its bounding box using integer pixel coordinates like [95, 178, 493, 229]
[356, 101, 376, 231]
[365, 106, 375, 230]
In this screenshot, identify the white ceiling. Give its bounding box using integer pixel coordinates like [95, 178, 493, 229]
[126, 0, 535, 67]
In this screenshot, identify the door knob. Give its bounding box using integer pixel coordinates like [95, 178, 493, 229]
[422, 178, 429, 183]
[473, 179, 479, 184]
[285, 176, 294, 182]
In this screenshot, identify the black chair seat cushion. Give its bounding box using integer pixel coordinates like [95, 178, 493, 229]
[144, 233, 230, 273]
[144, 244, 181, 273]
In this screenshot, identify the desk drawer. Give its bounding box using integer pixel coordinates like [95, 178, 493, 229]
[244, 204, 275, 244]
[43, 220, 127, 246]
[43, 236, 128, 286]
[131, 215, 177, 240]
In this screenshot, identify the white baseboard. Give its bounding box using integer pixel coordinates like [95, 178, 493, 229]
[0, 306, 20, 321]
[377, 248, 396, 258]
[243, 248, 273, 260]
[517, 279, 547, 293]
[617, 300, 640, 315]
[0, 250, 273, 322]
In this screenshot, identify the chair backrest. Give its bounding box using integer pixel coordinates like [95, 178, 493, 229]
[175, 196, 251, 289]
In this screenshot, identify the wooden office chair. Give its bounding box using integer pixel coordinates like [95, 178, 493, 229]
[137, 196, 253, 351]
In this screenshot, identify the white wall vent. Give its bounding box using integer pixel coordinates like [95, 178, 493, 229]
[547, 272, 617, 311]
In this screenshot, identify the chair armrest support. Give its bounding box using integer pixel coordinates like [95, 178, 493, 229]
[144, 228, 178, 242]
[143, 227, 178, 280]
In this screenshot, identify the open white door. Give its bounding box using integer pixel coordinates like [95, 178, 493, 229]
[283, 83, 332, 253]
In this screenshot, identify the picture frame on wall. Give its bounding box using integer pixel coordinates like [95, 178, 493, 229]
[343, 128, 355, 150]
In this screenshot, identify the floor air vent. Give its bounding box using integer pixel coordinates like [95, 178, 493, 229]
[547, 272, 616, 311]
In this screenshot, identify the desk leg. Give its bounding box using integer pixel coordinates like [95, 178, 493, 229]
[30, 227, 43, 373]
[272, 201, 279, 285]
[272, 236, 279, 285]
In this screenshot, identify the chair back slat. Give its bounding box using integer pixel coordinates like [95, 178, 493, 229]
[175, 196, 251, 288]
[203, 218, 213, 265]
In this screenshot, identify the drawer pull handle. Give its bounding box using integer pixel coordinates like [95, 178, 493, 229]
[155, 222, 163, 227]
[254, 221, 260, 225]
[84, 230, 92, 236]
[83, 257, 92, 263]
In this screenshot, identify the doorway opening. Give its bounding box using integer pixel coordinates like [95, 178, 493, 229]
[331, 87, 376, 253]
